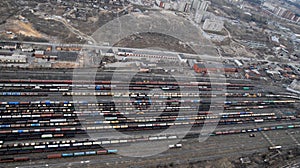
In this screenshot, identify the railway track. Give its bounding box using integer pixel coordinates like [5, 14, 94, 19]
[0, 78, 298, 165]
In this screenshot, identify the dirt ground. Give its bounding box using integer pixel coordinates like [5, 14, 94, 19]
[114, 32, 197, 54]
[6, 19, 44, 38]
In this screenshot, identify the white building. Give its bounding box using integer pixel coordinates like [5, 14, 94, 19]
[178, 2, 186, 12]
[263, 2, 276, 11]
[287, 80, 300, 94]
[177, 54, 187, 63]
[0, 55, 27, 63]
[234, 59, 243, 67]
[194, 1, 210, 24]
[202, 19, 224, 32]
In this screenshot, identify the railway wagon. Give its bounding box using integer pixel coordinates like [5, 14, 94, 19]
[0, 157, 30, 163]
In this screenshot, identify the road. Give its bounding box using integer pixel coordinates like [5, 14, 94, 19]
[2, 40, 298, 68]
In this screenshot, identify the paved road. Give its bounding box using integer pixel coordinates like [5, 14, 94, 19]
[2, 40, 298, 69]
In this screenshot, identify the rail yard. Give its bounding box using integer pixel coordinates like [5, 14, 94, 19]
[0, 0, 300, 166]
[0, 69, 299, 167]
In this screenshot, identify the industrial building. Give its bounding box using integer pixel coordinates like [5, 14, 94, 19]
[34, 50, 45, 58]
[0, 55, 27, 63]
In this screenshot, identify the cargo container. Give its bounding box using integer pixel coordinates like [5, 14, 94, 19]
[276, 126, 284, 129]
[62, 153, 73, 157]
[85, 151, 96, 155]
[74, 152, 85, 156]
[47, 154, 61, 159]
[14, 157, 29, 162]
[107, 149, 118, 154]
[96, 150, 107, 155]
[288, 125, 294, 128]
[41, 134, 53, 138]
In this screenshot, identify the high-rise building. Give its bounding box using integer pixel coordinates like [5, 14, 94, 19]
[191, 0, 201, 10]
[194, 0, 210, 24]
[178, 2, 187, 12]
[184, 2, 192, 12]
